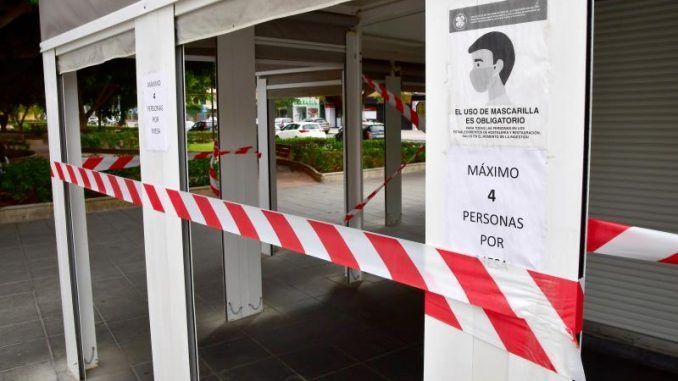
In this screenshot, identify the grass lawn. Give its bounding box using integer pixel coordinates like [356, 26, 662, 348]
[188, 142, 214, 152]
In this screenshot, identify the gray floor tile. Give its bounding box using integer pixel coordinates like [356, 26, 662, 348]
[314, 364, 388, 381]
[107, 316, 150, 345]
[96, 295, 148, 322]
[0, 360, 57, 381]
[119, 336, 153, 366]
[0, 280, 32, 298]
[364, 345, 423, 381]
[0, 320, 45, 348]
[0, 294, 39, 327]
[200, 337, 270, 372]
[330, 328, 406, 362]
[0, 337, 51, 371]
[220, 357, 301, 381]
[132, 361, 153, 381]
[278, 345, 356, 380]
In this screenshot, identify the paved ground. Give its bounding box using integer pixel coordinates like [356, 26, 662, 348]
[0, 170, 675, 380]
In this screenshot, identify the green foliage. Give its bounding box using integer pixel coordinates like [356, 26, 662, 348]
[274, 98, 297, 110]
[81, 129, 140, 150]
[24, 122, 47, 136]
[0, 157, 52, 203]
[4, 138, 29, 151]
[188, 158, 212, 187]
[186, 131, 215, 144]
[78, 58, 137, 127]
[281, 138, 425, 173]
[185, 62, 215, 115]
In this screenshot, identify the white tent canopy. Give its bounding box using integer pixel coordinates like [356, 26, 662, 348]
[40, 0, 425, 74]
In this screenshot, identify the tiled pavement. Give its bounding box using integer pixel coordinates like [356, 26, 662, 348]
[0, 171, 675, 380]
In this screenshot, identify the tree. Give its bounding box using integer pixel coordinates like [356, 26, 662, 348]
[185, 61, 215, 116]
[77, 58, 137, 129]
[0, 0, 36, 31]
[0, 1, 42, 132]
[0, 58, 44, 132]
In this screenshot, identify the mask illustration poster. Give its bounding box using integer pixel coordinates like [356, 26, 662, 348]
[445, 0, 550, 269]
[448, 0, 549, 149]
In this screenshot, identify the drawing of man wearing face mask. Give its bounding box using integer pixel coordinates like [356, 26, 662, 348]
[468, 31, 515, 105]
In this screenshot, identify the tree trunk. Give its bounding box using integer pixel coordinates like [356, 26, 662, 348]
[81, 82, 118, 131]
[0, 113, 8, 132]
[17, 107, 29, 139]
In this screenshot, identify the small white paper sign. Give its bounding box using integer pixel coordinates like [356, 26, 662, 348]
[141, 71, 168, 151]
[445, 146, 547, 269]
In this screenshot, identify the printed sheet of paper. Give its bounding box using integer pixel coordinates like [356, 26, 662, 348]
[141, 71, 169, 152]
[445, 0, 550, 269]
[446, 146, 546, 269]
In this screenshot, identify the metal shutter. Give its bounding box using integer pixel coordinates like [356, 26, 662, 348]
[585, 0, 678, 355]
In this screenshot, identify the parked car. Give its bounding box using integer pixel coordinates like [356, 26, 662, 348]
[363, 123, 384, 139]
[334, 123, 385, 140]
[185, 120, 195, 130]
[327, 126, 341, 136]
[303, 118, 331, 133]
[275, 117, 292, 129]
[277, 122, 327, 139]
[190, 120, 215, 132]
[274, 117, 292, 136]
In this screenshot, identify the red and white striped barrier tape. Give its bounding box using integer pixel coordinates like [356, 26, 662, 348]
[424, 288, 585, 380]
[208, 157, 220, 197]
[80, 142, 260, 199]
[363, 74, 420, 130]
[206, 142, 262, 198]
[81, 154, 140, 171]
[588, 218, 678, 264]
[81, 144, 260, 172]
[344, 144, 424, 223]
[50, 160, 584, 379]
[425, 217, 677, 379]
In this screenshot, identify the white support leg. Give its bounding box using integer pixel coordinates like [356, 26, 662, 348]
[267, 99, 278, 214]
[217, 28, 263, 320]
[135, 6, 197, 380]
[344, 30, 363, 284]
[61, 71, 98, 371]
[43, 50, 95, 380]
[257, 77, 275, 256]
[384, 75, 402, 226]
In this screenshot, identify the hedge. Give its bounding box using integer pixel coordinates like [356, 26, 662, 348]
[80, 129, 214, 150]
[282, 138, 425, 173]
[81, 128, 140, 150]
[0, 157, 52, 203]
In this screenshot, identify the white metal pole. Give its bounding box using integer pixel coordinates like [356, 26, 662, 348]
[217, 28, 264, 320]
[267, 98, 278, 214]
[175, 45, 200, 381]
[134, 6, 196, 380]
[344, 30, 363, 284]
[384, 75, 402, 226]
[257, 77, 274, 256]
[43, 49, 86, 380]
[61, 71, 99, 372]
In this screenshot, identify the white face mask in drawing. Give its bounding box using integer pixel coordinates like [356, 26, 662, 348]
[469, 49, 504, 93]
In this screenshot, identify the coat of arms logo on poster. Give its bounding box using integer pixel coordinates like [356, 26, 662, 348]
[453, 13, 467, 30]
